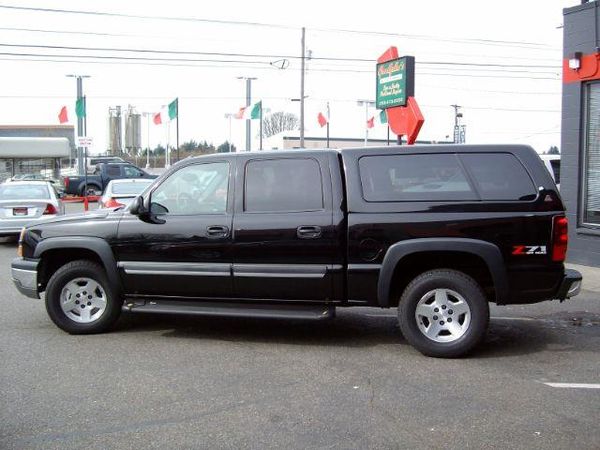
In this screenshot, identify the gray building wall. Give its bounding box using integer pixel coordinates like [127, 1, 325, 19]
[0, 125, 76, 159]
[561, 1, 600, 265]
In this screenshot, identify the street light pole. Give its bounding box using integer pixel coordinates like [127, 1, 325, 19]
[237, 76, 257, 151]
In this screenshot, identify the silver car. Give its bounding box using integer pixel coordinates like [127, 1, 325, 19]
[0, 181, 64, 236]
[99, 178, 154, 209]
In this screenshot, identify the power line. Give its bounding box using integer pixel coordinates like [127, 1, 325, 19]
[0, 25, 562, 64]
[0, 3, 295, 29]
[0, 43, 561, 70]
[0, 3, 560, 50]
[0, 53, 561, 80]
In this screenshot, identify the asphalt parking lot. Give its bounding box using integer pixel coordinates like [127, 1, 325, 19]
[1, 207, 599, 449]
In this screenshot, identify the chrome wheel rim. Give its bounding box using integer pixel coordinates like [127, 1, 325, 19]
[415, 288, 471, 343]
[60, 278, 107, 324]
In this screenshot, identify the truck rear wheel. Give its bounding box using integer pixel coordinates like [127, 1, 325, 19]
[398, 269, 489, 358]
[45, 260, 121, 334]
[81, 185, 102, 196]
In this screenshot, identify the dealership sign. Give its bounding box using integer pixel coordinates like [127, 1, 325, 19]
[376, 56, 415, 109]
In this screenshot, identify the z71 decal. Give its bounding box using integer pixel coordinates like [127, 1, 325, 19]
[512, 245, 547, 255]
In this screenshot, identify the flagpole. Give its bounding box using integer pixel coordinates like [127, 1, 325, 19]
[326, 102, 330, 148]
[165, 116, 170, 168]
[259, 101, 263, 151]
[176, 97, 179, 163]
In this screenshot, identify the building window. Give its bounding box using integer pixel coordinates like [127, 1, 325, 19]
[583, 82, 600, 227]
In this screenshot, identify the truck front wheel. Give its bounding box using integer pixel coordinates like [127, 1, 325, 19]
[45, 260, 121, 334]
[398, 269, 489, 358]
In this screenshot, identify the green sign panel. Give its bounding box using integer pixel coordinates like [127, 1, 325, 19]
[376, 56, 415, 109]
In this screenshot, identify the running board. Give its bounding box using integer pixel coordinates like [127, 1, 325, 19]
[123, 300, 335, 320]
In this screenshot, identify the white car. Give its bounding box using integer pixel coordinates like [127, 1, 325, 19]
[540, 154, 560, 189]
[0, 181, 64, 236]
[99, 178, 154, 209]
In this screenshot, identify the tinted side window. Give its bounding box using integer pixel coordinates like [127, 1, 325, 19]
[359, 154, 477, 202]
[106, 165, 121, 177]
[245, 158, 323, 212]
[461, 153, 536, 201]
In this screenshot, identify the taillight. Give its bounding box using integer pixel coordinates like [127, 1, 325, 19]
[552, 215, 568, 262]
[43, 203, 57, 215]
[64, 177, 69, 188]
[104, 198, 124, 208]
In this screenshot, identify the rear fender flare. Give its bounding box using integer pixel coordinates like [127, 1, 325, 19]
[377, 238, 509, 307]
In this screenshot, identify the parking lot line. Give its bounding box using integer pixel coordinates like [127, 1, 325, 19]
[543, 383, 600, 389]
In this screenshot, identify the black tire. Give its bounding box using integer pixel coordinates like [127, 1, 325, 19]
[45, 260, 121, 334]
[398, 269, 489, 358]
[80, 185, 102, 197]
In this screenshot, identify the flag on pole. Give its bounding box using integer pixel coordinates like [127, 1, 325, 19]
[168, 98, 178, 120]
[235, 101, 262, 120]
[317, 112, 328, 128]
[58, 106, 68, 124]
[366, 116, 375, 129]
[75, 97, 86, 118]
[153, 112, 162, 125]
[378, 109, 388, 125]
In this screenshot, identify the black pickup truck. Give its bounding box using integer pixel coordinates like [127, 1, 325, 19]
[63, 162, 157, 196]
[11, 145, 582, 357]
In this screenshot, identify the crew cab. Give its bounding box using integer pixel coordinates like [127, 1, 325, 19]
[11, 145, 582, 357]
[62, 162, 157, 196]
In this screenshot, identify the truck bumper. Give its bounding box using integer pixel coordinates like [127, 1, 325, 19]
[11, 257, 40, 299]
[556, 269, 582, 300]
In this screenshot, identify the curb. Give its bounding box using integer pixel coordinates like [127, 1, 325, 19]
[566, 263, 600, 293]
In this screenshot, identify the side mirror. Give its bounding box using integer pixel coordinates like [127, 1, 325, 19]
[130, 194, 165, 224]
[129, 195, 147, 216]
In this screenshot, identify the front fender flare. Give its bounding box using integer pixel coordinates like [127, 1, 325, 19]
[34, 237, 122, 295]
[377, 238, 509, 307]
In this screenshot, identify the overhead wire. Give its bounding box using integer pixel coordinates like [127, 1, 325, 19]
[0, 3, 560, 50]
[0, 43, 560, 70]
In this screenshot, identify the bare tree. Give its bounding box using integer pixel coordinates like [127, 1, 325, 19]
[262, 111, 299, 138]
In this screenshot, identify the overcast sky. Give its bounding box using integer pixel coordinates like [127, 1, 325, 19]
[0, 0, 580, 155]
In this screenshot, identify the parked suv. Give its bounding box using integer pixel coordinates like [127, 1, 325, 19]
[11, 145, 582, 357]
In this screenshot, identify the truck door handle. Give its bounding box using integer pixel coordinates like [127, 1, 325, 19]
[297, 226, 322, 239]
[206, 225, 229, 238]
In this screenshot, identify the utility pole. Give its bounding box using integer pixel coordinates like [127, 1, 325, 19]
[451, 104, 464, 144]
[237, 76, 256, 151]
[300, 27, 306, 148]
[326, 102, 330, 148]
[66, 74, 90, 175]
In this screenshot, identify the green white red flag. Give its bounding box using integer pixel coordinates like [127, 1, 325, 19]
[235, 101, 262, 120]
